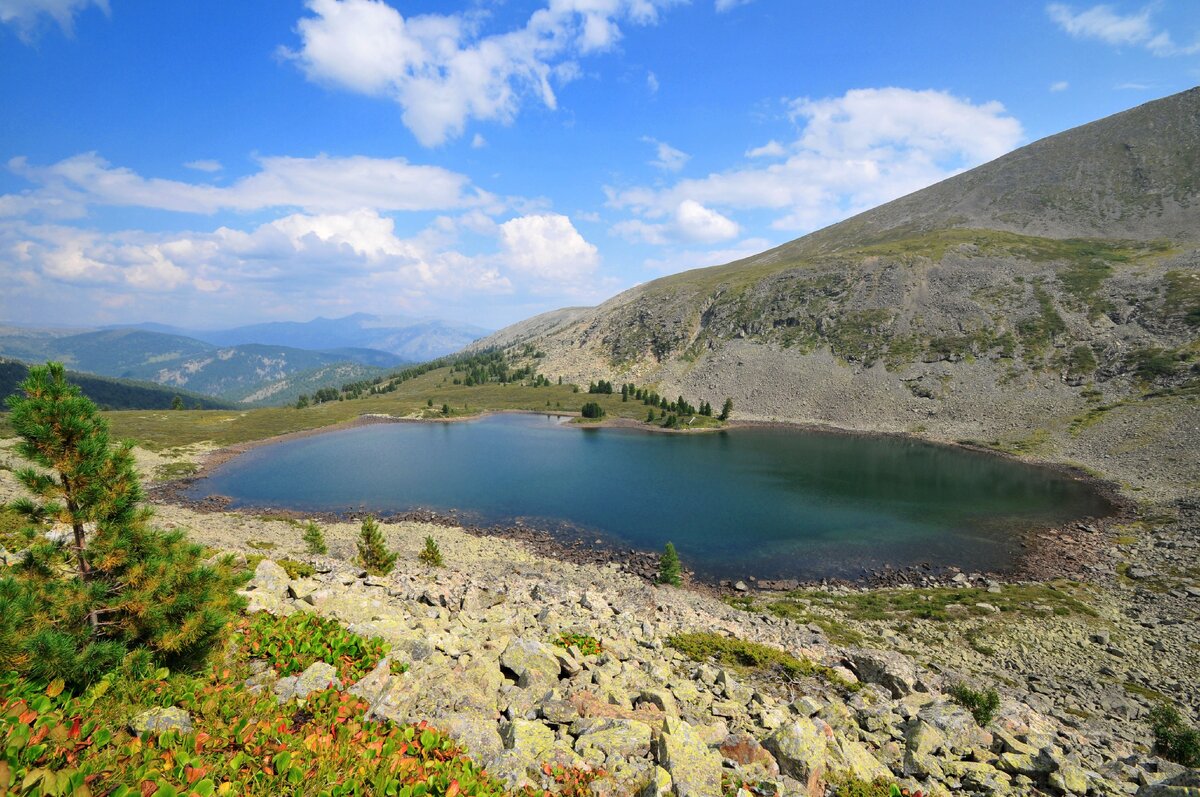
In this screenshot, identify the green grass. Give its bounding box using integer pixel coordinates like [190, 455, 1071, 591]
[774, 582, 1098, 623]
[152, 461, 199, 481]
[1164, 270, 1200, 326]
[667, 631, 856, 690]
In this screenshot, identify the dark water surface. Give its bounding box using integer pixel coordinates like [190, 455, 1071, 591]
[186, 413, 1113, 581]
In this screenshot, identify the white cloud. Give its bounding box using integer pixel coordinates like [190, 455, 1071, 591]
[1049, 80, 1070, 92]
[615, 199, 739, 244]
[1047, 3, 1200, 56]
[714, 0, 753, 11]
[608, 87, 1024, 235]
[745, 140, 785, 158]
[184, 159, 223, 173]
[281, 0, 683, 146]
[499, 213, 599, 281]
[646, 70, 659, 94]
[471, 133, 487, 149]
[0, 0, 107, 41]
[643, 137, 690, 171]
[3, 152, 489, 217]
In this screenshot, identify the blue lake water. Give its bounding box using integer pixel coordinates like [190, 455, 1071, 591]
[186, 413, 1114, 582]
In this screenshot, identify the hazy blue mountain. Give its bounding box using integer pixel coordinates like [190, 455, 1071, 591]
[113, 313, 489, 361]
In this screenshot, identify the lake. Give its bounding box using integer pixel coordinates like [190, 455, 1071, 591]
[185, 413, 1114, 582]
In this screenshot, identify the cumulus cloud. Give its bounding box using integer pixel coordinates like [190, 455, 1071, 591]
[613, 199, 739, 244]
[3, 152, 489, 217]
[281, 0, 683, 146]
[608, 87, 1024, 235]
[745, 140, 786, 158]
[499, 213, 599, 281]
[1047, 3, 1199, 56]
[1049, 80, 1070, 92]
[0, 0, 107, 41]
[643, 137, 690, 171]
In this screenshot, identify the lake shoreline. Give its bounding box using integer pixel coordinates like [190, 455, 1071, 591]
[149, 408, 1131, 593]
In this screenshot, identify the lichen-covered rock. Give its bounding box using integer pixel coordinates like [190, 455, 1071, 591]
[1049, 764, 1089, 795]
[918, 699, 992, 750]
[829, 735, 892, 783]
[274, 661, 341, 702]
[249, 558, 290, 597]
[1136, 770, 1200, 796]
[131, 706, 193, 736]
[903, 720, 947, 778]
[654, 716, 723, 797]
[574, 718, 653, 761]
[501, 717, 556, 761]
[719, 732, 780, 775]
[500, 638, 562, 689]
[845, 649, 920, 698]
[763, 718, 829, 784]
[436, 711, 504, 765]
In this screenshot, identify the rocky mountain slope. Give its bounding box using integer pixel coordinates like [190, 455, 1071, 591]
[474, 88, 1200, 499]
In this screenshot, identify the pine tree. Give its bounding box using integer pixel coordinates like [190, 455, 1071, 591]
[1, 362, 246, 688]
[302, 520, 327, 555]
[418, 535, 444, 567]
[356, 516, 397, 576]
[171, 395, 184, 410]
[658, 542, 682, 586]
[719, 398, 734, 421]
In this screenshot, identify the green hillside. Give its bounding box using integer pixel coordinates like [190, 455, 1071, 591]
[0, 359, 233, 411]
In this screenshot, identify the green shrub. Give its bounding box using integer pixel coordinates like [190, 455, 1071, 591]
[580, 401, 605, 419]
[237, 612, 389, 684]
[948, 683, 1001, 726]
[658, 541, 682, 586]
[301, 520, 327, 555]
[278, 559, 315, 580]
[356, 516, 396, 576]
[666, 631, 858, 691]
[553, 632, 602, 657]
[1149, 704, 1200, 767]
[418, 535, 444, 567]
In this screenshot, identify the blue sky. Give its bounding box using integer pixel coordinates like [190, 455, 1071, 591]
[0, 0, 1197, 331]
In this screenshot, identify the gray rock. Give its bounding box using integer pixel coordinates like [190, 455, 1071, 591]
[437, 711, 504, 765]
[1136, 770, 1200, 796]
[845, 649, 920, 698]
[274, 661, 341, 702]
[249, 559, 290, 597]
[130, 707, 193, 736]
[500, 638, 563, 689]
[654, 716, 723, 797]
[763, 718, 828, 783]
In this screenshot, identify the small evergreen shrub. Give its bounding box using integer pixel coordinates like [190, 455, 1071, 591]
[356, 516, 397, 576]
[580, 401, 605, 419]
[1149, 704, 1200, 767]
[278, 558, 315, 580]
[948, 683, 1001, 726]
[301, 520, 327, 555]
[418, 535, 444, 567]
[658, 541, 682, 586]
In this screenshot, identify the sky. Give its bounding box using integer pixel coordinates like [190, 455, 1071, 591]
[0, 1, 1197, 332]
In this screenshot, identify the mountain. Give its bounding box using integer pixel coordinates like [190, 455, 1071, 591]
[0, 358, 233, 411]
[222, 361, 388, 407]
[475, 88, 1200, 494]
[116, 313, 490, 362]
[0, 328, 408, 404]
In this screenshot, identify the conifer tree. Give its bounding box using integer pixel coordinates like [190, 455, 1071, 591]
[1, 362, 246, 687]
[418, 535, 444, 567]
[356, 515, 397, 576]
[658, 542, 682, 586]
[719, 398, 734, 421]
[302, 520, 327, 555]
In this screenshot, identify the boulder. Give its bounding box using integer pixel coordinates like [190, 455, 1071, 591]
[845, 649, 920, 698]
[274, 661, 341, 702]
[1136, 771, 1200, 796]
[130, 707, 193, 736]
[500, 718, 556, 762]
[500, 638, 563, 689]
[248, 559, 290, 597]
[763, 718, 829, 786]
[654, 716, 723, 797]
[719, 732, 780, 775]
[574, 718, 653, 760]
[436, 711, 504, 765]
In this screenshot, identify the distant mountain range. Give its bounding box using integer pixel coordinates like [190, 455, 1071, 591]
[114, 313, 490, 363]
[0, 313, 489, 406]
[0, 358, 233, 411]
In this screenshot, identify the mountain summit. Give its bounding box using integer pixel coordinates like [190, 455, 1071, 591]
[476, 88, 1200, 495]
